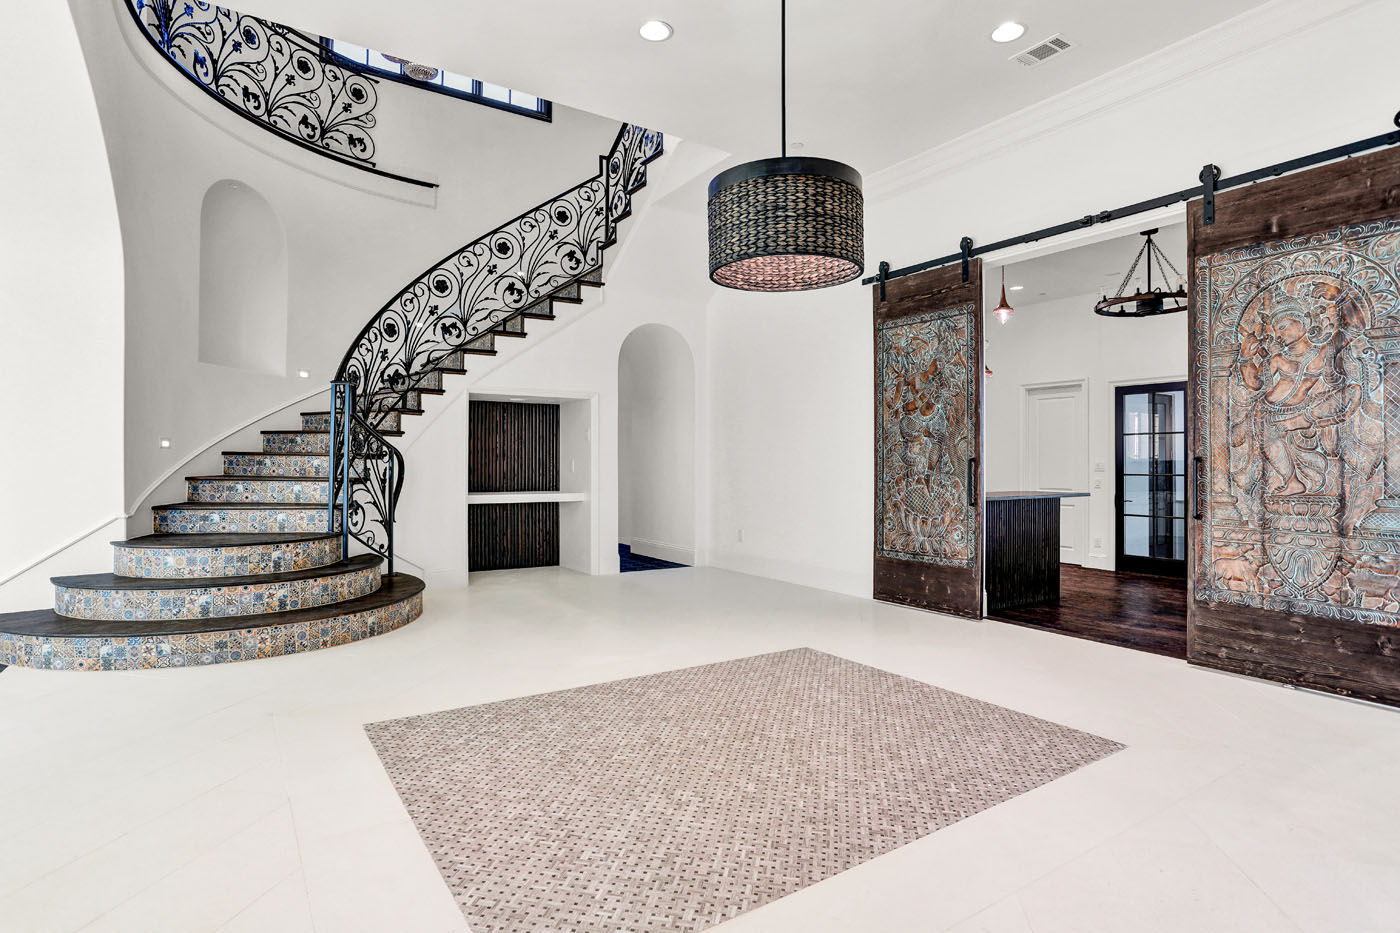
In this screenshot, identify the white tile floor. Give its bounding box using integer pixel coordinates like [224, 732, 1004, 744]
[2, 566, 1398, 932]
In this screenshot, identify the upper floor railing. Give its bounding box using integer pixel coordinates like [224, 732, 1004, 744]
[126, 0, 434, 188]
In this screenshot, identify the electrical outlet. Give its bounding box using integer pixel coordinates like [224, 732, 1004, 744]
[1094, 537, 1103, 549]
[570, 458, 576, 474]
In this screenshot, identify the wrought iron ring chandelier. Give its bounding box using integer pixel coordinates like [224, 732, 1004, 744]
[1094, 228, 1187, 317]
[707, 0, 865, 291]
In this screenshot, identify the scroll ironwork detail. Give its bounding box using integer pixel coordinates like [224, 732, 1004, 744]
[128, 0, 381, 169]
[329, 124, 663, 568]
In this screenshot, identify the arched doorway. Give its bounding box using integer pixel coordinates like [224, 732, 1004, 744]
[617, 324, 695, 571]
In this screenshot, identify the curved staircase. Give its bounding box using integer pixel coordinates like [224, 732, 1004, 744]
[0, 409, 425, 672]
[0, 122, 663, 672]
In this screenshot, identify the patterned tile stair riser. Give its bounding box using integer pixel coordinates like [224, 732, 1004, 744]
[222, 453, 329, 477]
[261, 432, 330, 454]
[154, 506, 336, 535]
[301, 411, 400, 433]
[0, 592, 423, 672]
[54, 566, 381, 622]
[113, 537, 342, 579]
[187, 478, 329, 504]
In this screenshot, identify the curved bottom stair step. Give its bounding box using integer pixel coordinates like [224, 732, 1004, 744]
[52, 554, 382, 622]
[0, 573, 425, 671]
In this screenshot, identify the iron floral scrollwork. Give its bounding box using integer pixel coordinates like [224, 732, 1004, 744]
[128, 0, 380, 166]
[330, 124, 663, 568]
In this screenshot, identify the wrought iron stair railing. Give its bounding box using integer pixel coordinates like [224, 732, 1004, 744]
[328, 123, 664, 569]
[125, 0, 433, 188]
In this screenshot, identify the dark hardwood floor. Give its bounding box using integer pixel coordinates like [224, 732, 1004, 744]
[989, 565, 1186, 659]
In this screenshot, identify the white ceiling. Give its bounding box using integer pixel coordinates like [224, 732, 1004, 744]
[997, 222, 1187, 304]
[248, 0, 1266, 175]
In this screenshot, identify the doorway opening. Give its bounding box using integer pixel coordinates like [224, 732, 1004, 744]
[617, 324, 696, 573]
[980, 225, 1188, 658]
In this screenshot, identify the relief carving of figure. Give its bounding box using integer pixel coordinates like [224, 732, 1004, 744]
[877, 307, 975, 566]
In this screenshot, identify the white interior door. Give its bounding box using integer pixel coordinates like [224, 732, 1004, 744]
[1024, 383, 1088, 565]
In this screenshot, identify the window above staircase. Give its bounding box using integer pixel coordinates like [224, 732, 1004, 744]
[321, 39, 551, 121]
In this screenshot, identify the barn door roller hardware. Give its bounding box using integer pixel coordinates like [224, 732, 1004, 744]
[864, 110, 1400, 287]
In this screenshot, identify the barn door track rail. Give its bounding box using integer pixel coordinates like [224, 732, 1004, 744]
[868, 110, 1400, 296]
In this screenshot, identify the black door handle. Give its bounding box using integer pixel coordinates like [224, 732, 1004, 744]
[967, 457, 978, 507]
[1192, 455, 1205, 521]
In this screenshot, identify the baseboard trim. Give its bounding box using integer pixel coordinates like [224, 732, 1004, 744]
[629, 537, 695, 566]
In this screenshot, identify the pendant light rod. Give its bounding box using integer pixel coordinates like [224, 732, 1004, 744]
[780, 0, 787, 158]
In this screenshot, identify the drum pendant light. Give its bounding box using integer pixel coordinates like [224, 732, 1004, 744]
[707, 0, 865, 291]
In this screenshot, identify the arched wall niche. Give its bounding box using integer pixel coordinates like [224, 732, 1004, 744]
[617, 323, 697, 565]
[198, 179, 288, 374]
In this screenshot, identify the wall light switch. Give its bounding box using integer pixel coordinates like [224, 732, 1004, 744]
[1093, 477, 1103, 489]
[737, 528, 744, 544]
[1094, 461, 1106, 473]
[1094, 536, 1103, 549]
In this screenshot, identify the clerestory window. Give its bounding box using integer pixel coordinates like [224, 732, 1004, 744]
[321, 39, 551, 121]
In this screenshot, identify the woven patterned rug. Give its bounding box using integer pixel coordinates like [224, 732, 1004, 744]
[366, 648, 1122, 932]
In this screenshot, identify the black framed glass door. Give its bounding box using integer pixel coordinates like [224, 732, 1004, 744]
[1116, 382, 1186, 577]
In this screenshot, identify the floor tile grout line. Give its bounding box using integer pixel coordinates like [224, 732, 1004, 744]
[69, 796, 290, 932]
[3, 747, 285, 902]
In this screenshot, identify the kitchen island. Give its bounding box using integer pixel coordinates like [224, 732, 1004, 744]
[985, 491, 1090, 613]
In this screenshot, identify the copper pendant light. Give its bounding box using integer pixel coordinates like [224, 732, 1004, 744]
[992, 267, 1015, 324]
[707, 0, 865, 291]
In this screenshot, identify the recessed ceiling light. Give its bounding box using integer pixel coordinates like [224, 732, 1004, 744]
[990, 21, 1025, 43]
[297, 370, 310, 378]
[639, 20, 673, 42]
[1009, 285, 1024, 291]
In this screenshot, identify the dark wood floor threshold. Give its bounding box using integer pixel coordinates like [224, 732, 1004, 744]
[988, 564, 1187, 659]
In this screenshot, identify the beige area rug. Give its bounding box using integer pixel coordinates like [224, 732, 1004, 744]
[365, 647, 1122, 932]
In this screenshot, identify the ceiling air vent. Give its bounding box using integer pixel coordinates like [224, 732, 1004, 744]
[1011, 34, 1074, 67]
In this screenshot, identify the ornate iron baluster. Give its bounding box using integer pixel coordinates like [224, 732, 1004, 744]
[329, 123, 662, 571]
[125, 0, 414, 181]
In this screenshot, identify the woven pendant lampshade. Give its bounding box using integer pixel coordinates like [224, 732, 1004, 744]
[708, 158, 864, 291]
[706, 0, 864, 292]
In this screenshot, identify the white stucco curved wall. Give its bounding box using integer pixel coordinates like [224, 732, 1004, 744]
[0, 2, 124, 608]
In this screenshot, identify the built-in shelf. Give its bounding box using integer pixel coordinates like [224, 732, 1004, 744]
[467, 491, 586, 505]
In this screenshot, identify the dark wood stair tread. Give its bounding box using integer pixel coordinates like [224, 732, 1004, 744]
[52, 554, 381, 591]
[0, 573, 424, 638]
[222, 450, 330, 457]
[112, 533, 339, 549]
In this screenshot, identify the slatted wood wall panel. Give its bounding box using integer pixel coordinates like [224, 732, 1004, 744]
[469, 401, 559, 493]
[985, 498, 1059, 613]
[469, 503, 560, 571]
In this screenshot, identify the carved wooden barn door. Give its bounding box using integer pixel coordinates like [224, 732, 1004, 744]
[1188, 146, 1400, 703]
[873, 261, 984, 617]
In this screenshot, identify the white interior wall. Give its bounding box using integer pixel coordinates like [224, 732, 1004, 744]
[705, 0, 1400, 598]
[0, 3, 124, 610]
[198, 180, 288, 374]
[617, 325, 697, 564]
[65, 0, 622, 545]
[982, 291, 1186, 571]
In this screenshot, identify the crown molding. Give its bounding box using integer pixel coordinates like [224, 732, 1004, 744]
[866, 0, 1382, 202]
